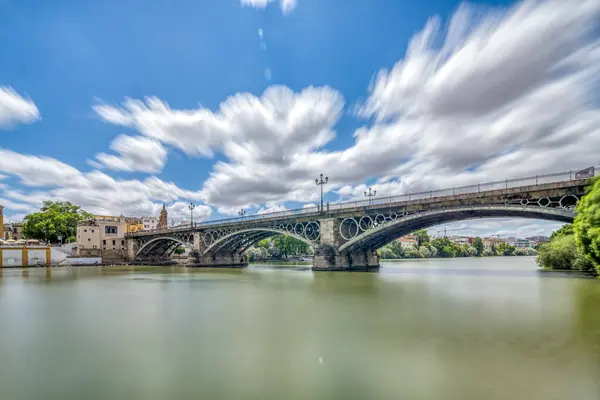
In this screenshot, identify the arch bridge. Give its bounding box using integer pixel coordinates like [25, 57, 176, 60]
[125, 168, 596, 271]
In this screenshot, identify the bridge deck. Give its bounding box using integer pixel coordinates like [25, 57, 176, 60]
[126, 178, 588, 238]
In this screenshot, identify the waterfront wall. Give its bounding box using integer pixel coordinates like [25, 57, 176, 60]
[1, 247, 51, 267]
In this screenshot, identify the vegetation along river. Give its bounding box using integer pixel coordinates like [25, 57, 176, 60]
[1, 257, 599, 400]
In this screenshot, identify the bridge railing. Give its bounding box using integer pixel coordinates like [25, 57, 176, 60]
[127, 167, 598, 235]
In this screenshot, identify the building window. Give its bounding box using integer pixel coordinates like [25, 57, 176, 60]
[103, 240, 106, 245]
[84, 229, 87, 232]
[91, 230, 94, 233]
[121, 240, 125, 245]
[88, 238, 91, 242]
[105, 226, 118, 234]
[112, 240, 116, 245]
[93, 245, 97, 249]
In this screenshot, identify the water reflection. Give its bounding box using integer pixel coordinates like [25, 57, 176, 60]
[0, 259, 598, 399]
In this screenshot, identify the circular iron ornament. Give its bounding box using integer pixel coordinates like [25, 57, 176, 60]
[286, 224, 294, 233]
[375, 214, 386, 225]
[358, 216, 373, 231]
[537, 197, 551, 207]
[304, 221, 321, 241]
[278, 224, 285, 230]
[559, 195, 578, 210]
[402, 211, 408, 217]
[389, 212, 398, 220]
[339, 218, 360, 241]
[294, 223, 305, 236]
[203, 232, 214, 246]
[520, 199, 529, 206]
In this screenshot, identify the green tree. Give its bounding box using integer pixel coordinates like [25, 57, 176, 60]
[412, 229, 430, 247]
[536, 234, 594, 272]
[471, 237, 484, 256]
[467, 246, 478, 257]
[497, 242, 516, 256]
[440, 245, 456, 258]
[418, 245, 431, 258]
[573, 177, 600, 272]
[551, 223, 574, 240]
[173, 246, 186, 255]
[271, 235, 310, 259]
[23, 201, 93, 243]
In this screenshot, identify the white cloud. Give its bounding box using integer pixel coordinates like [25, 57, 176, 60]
[240, 0, 297, 14]
[95, 0, 600, 219]
[93, 135, 167, 173]
[429, 219, 564, 238]
[256, 203, 287, 215]
[6, 0, 594, 241]
[0, 87, 40, 129]
[0, 148, 210, 220]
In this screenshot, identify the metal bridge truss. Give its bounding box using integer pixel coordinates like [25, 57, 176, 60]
[201, 221, 321, 255]
[337, 194, 579, 243]
[135, 232, 195, 259]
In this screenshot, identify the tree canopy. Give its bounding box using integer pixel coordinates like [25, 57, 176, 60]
[551, 223, 574, 240]
[412, 229, 430, 247]
[23, 201, 93, 243]
[574, 177, 600, 272]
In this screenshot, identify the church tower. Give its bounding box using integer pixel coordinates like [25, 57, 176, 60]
[157, 204, 168, 229]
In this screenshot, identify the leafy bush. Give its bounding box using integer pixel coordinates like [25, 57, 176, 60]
[536, 234, 594, 272]
[574, 177, 600, 273]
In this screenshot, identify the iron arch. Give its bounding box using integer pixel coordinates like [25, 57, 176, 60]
[135, 236, 194, 258]
[202, 228, 316, 256]
[338, 205, 574, 253]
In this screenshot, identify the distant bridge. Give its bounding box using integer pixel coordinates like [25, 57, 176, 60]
[125, 168, 596, 271]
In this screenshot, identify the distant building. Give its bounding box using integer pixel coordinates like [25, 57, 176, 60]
[483, 237, 506, 248]
[397, 235, 418, 248]
[449, 236, 471, 245]
[527, 235, 550, 245]
[125, 217, 143, 233]
[77, 215, 127, 262]
[506, 238, 532, 248]
[157, 204, 168, 230]
[142, 216, 159, 231]
[3, 222, 24, 241]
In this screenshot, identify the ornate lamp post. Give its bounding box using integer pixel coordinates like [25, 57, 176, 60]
[315, 173, 329, 212]
[364, 187, 377, 206]
[239, 208, 246, 221]
[189, 203, 195, 228]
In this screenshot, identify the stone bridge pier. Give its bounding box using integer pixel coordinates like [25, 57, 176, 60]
[313, 218, 380, 272]
[187, 232, 248, 268]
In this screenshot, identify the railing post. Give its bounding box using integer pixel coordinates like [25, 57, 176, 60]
[429, 190, 432, 199]
[408, 193, 411, 201]
[505, 179, 508, 189]
[477, 184, 480, 193]
[569, 170, 572, 180]
[535, 175, 538, 185]
[452, 187, 455, 196]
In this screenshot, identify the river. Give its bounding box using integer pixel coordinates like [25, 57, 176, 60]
[1, 257, 599, 399]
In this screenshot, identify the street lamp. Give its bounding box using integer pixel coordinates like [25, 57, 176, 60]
[239, 209, 246, 221]
[315, 173, 329, 212]
[364, 187, 377, 206]
[188, 203, 195, 228]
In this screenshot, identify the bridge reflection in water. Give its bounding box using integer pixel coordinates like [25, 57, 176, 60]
[126, 168, 596, 271]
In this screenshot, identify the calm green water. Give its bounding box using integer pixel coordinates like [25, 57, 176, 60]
[1, 257, 599, 400]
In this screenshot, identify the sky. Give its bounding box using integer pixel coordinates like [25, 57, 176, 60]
[1, 0, 599, 238]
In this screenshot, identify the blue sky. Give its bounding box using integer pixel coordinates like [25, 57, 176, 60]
[1, 0, 599, 238]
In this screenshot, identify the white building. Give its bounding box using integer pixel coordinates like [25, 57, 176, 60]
[398, 236, 418, 248]
[142, 216, 159, 231]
